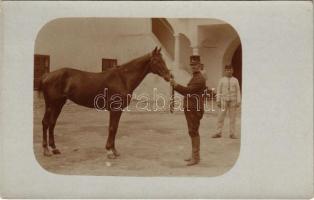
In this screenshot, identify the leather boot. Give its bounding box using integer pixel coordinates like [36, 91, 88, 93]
[186, 136, 200, 166]
[184, 157, 192, 162]
[212, 133, 222, 138]
[184, 156, 192, 162]
[184, 137, 193, 161]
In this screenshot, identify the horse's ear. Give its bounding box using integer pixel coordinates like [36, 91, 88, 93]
[152, 46, 158, 55]
[157, 47, 161, 54]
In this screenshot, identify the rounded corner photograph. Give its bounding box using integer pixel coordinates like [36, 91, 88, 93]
[33, 18, 242, 177]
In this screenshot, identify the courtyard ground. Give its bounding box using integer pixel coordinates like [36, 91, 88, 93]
[33, 95, 241, 177]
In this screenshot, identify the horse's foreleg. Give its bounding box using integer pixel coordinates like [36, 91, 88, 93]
[48, 100, 66, 154]
[106, 110, 122, 159]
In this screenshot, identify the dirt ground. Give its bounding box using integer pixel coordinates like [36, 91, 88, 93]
[33, 95, 241, 177]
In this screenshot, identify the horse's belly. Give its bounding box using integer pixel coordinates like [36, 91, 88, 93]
[69, 97, 96, 109]
[65, 76, 129, 110]
[68, 90, 103, 109]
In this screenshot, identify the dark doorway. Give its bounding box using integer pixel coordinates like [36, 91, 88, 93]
[102, 58, 117, 71]
[231, 44, 242, 90]
[34, 54, 50, 90]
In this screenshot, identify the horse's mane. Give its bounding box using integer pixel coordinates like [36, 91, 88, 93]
[119, 53, 151, 69]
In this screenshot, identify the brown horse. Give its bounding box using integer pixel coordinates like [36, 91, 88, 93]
[39, 47, 172, 158]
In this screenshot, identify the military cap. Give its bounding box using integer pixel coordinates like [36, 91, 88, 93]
[190, 55, 201, 65]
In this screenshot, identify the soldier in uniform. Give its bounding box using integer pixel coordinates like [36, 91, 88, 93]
[170, 55, 206, 166]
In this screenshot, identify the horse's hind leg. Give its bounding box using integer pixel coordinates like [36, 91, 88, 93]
[48, 99, 66, 154]
[42, 105, 52, 156]
[106, 110, 122, 159]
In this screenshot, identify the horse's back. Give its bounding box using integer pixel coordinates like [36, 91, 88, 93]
[41, 67, 125, 108]
[41, 67, 107, 87]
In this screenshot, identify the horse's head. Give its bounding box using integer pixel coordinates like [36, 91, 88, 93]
[148, 47, 172, 81]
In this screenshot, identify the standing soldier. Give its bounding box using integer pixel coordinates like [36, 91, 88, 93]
[212, 65, 241, 139]
[170, 55, 206, 166]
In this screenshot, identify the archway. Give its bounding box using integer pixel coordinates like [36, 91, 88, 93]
[179, 33, 192, 73]
[222, 37, 242, 90]
[231, 44, 242, 90]
[151, 18, 175, 59]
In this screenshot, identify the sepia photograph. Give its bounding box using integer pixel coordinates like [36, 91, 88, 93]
[33, 18, 242, 176]
[1, 1, 313, 199]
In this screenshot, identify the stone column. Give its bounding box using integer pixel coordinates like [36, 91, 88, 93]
[173, 33, 180, 69]
[191, 46, 199, 55]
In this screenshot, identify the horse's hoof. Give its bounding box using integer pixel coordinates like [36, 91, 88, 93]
[52, 149, 61, 154]
[113, 149, 120, 157]
[43, 149, 52, 157]
[107, 154, 117, 159]
[106, 150, 117, 159]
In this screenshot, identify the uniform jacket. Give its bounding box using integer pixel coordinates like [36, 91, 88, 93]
[174, 71, 206, 111]
[216, 76, 241, 103]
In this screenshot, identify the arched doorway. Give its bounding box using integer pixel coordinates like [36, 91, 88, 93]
[231, 44, 242, 90]
[151, 18, 174, 59]
[222, 37, 242, 90]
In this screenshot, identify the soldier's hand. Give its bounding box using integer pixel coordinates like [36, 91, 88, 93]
[170, 79, 177, 87]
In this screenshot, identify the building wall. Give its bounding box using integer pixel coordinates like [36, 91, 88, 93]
[35, 18, 152, 72]
[198, 24, 240, 89]
[35, 18, 172, 97]
[200, 47, 225, 88]
[35, 18, 241, 96]
[179, 33, 192, 73]
[166, 19, 241, 89]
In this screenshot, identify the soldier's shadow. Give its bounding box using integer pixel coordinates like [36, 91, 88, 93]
[160, 159, 213, 169]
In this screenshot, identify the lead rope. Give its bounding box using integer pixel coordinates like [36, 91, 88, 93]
[170, 73, 174, 113]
